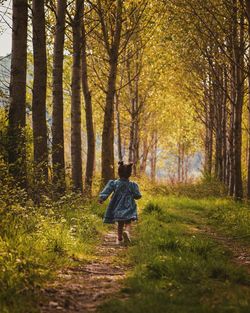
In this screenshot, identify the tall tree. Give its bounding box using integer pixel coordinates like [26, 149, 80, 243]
[244, 0, 250, 198]
[7, 0, 28, 188]
[52, 0, 67, 195]
[71, 0, 83, 192]
[97, 0, 123, 184]
[32, 0, 49, 185]
[82, 0, 95, 194]
[232, 2, 244, 199]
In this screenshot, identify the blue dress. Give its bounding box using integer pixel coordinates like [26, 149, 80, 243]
[99, 179, 142, 224]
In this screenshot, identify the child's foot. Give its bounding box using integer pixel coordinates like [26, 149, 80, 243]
[116, 238, 123, 245]
[123, 231, 131, 244]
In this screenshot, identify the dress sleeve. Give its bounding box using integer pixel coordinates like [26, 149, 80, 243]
[131, 182, 142, 199]
[99, 180, 115, 201]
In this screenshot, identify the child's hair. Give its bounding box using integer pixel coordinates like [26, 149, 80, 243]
[118, 161, 133, 179]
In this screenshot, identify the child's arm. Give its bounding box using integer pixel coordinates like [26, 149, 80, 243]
[98, 180, 115, 203]
[131, 182, 142, 199]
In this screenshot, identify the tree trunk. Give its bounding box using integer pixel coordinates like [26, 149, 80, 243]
[128, 101, 135, 164]
[150, 130, 157, 182]
[222, 67, 228, 183]
[178, 142, 181, 182]
[247, 70, 250, 198]
[115, 92, 123, 162]
[228, 100, 235, 195]
[52, 0, 67, 196]
[133, 73, 140, 176]
[140, 136, 149, 175]
[245, 0, 250, 198]
[7, 0, 28, 188]
[214, 65, 223, 181]
[71, 0, 83, 192]
[82, 0, 95, 194]
[32, 0, 49, 187]
[203, 72, 213, 176]
[233, 6, 244, 200]
[100, 0, 123, 185]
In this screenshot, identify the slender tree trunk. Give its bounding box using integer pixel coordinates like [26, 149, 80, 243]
[32, 0, 49, 187]
[222, 67, 228, 183]
[71, 0, 83, 192]
[213, 59, 224, 181]
[178, 142, 181, 182]
[247, 73, 250, 198]
[52, 0, 67, 196]
[228, 7, 237, 196]
[82, 0, 95, 194]
[150, 130, 157, 182]
[140, 136, 149, 175]
[7, 0, 28, 188]
[128, 102, 135, 163]
[228, 100, 235, 195]
[181, 143, 185, 182]
[233, 7, 244, 200]
[204, 72, 214, 176]
[133, 72, 140, 176]
[245, 0, 250, 198]
[100, 0, 123, 185]
[115, 92, 123, 162]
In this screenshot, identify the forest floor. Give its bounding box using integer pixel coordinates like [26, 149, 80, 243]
[39, 230, 130, 313]
[38, 195, 250, 313]
[200, 227, 250, 274]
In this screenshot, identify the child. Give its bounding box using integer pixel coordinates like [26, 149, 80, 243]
[98, 161, 142, 245]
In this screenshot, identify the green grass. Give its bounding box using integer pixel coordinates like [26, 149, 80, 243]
[1, 178, 250, 313]
[99, 195, 250, 313]
[0, 193, 105, 313]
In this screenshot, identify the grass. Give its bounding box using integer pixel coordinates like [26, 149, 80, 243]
[99, 193, 250, 313]
[1, 178, 250, 313]
[0, 192, 105, 313]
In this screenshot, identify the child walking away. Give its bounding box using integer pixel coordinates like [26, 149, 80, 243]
[98, 162, 142, 245]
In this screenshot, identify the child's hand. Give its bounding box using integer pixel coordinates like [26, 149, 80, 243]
[98, 198, 104, 204]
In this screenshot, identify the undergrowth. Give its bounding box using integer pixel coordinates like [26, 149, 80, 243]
[0, 183, 105, 313]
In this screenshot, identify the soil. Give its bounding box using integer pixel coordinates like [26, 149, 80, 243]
[39, 232, 129, 313]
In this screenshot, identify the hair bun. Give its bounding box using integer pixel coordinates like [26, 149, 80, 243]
[118, 161, 124, 166]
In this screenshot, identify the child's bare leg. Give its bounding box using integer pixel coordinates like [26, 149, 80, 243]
[117, 221, 124, 241]
[125, 222, 131, 234]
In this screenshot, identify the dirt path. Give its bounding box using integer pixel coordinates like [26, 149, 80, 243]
[200, 226, 250, 273]
[39, 232, 129, 312]
[184, 211, 250, 273]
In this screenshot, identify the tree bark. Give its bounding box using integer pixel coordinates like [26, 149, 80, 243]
[71, 0, 83, 192]
[32, 0, 49, 185]
[140, 136, 149, 175]
[150, 130, 157, 182]
[214, 63, 223, 181]
[82, 0, 95, 194]
[245, 0, 250, 198]
[233, 5, 244, 200]
[7, 0, 28, 188]
[52, 0, 67, 195]
[100, 0, 123, 185]
[204, 71, 214, 177]
[247, 68, 250, 198]
[115, 92, 123, 162]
